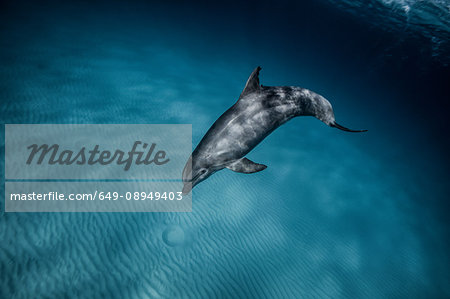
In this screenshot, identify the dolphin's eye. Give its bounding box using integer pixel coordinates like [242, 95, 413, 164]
[199, 168, 208, 176]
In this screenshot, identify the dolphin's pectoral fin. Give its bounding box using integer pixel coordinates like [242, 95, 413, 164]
[226, 158, 267, 174]
[239, 66, 262, 100]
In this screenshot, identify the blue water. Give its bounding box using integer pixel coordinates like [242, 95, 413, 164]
[1, 0, 449, 297]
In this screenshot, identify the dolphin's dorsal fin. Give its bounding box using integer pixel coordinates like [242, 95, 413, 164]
[226, 157, 267, 174]
[239, 66, 262, 99]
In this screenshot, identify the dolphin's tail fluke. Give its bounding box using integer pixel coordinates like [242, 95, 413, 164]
[182, 182, 192, 195]
[331, 122, 367, 133]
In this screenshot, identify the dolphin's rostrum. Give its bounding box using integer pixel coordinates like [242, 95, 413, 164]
[182, 66, 367, 193]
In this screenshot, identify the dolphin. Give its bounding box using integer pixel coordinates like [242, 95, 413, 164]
[182, 66, 366, 193]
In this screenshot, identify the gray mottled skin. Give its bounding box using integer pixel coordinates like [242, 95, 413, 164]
[182, 66, 366, 193]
